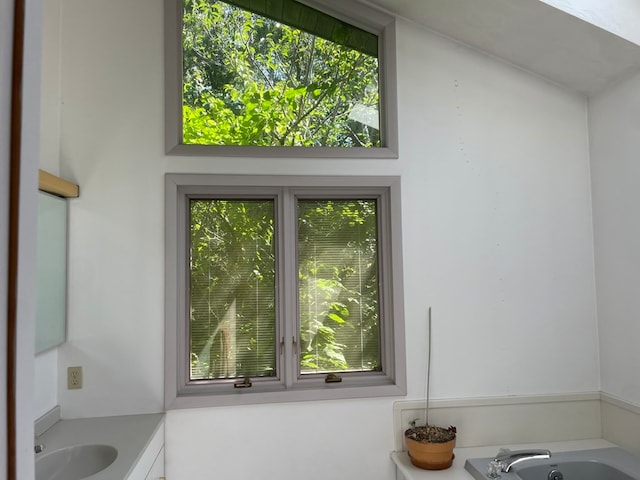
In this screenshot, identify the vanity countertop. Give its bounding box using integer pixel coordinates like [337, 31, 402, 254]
[35, 412, 164, 480]
[392, 438, 615, 480]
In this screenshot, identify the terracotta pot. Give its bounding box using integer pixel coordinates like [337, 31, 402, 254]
[404, 436, 456, 470]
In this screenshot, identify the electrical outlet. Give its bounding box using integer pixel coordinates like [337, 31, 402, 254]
[67, 366, 82, 389]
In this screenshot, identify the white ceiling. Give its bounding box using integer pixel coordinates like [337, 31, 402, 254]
[363, 0, 640, 95]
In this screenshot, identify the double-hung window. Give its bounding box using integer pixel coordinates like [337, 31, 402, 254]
[164, 0, 398, 157]
[165, 174, 406, 408]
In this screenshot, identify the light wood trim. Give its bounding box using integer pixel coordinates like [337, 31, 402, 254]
[38, 169, 79, 197]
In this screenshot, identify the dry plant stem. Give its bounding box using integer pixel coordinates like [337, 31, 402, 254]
[425, 306, 432, 427]
[406, 307, 457, 448]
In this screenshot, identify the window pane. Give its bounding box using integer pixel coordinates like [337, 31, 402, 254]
[182, 0, 381, 147]
[298, 199, 381, 374]
[189, 199, 276, 380]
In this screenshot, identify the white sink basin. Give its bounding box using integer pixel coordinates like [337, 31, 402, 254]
[35, 444, 118, 480]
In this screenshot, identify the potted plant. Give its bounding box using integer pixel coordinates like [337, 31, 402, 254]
[404, 307, 457, 470]
[404, 422, 457, 470]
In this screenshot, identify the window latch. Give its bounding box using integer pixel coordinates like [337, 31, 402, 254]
[233, 377, 252, 389]
[325, 373, 342, 383]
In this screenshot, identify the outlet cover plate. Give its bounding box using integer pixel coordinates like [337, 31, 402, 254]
[67, 366, 82, 389]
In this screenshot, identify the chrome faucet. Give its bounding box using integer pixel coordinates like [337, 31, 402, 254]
[34, 436, 45, 454]
[492, 448, 551, 472]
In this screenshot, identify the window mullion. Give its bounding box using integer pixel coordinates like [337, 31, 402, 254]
[279, 188, 298, 388]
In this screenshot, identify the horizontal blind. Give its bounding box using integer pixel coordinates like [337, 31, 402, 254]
[189, 199, 276, 380]
[297, 199, 381, 374]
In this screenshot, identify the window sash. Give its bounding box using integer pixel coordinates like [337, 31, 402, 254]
[185, 193, 385, 384]
[296, 198, 382, 376]
[189, 198, 278, 381]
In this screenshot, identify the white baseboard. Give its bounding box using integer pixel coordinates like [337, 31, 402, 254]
[34, 405, 60, 437]
[393, 393, 602, 451]
[601, 393, 640, 455]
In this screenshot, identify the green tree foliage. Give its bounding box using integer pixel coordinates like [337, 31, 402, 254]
[182, 0, 381, 147]
[189, 198, 381, 380]
[190, 199, 276, 379]
[298, 200, 380, 373]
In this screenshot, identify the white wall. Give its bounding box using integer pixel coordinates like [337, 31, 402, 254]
[541, 0, 640, 46]
[588, 70, 640, 406]
[396, 25, 598, 402]
[39, 0, 62, 175]
[54, 0, 600, 476]
[34, 349, 58, 419]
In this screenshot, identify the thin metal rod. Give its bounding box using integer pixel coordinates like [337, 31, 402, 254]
[425, 306, 432, 426]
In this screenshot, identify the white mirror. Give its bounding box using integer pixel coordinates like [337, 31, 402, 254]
[35, 191, 67, 353]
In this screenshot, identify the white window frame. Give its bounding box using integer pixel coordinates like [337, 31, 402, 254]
[165, 174, 406, 409]
[164, 0, 399, 158]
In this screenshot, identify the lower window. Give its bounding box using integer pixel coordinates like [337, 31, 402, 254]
[165, 175, 406, 408]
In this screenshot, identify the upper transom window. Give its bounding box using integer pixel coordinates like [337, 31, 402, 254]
[165, 0, 398, 157]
